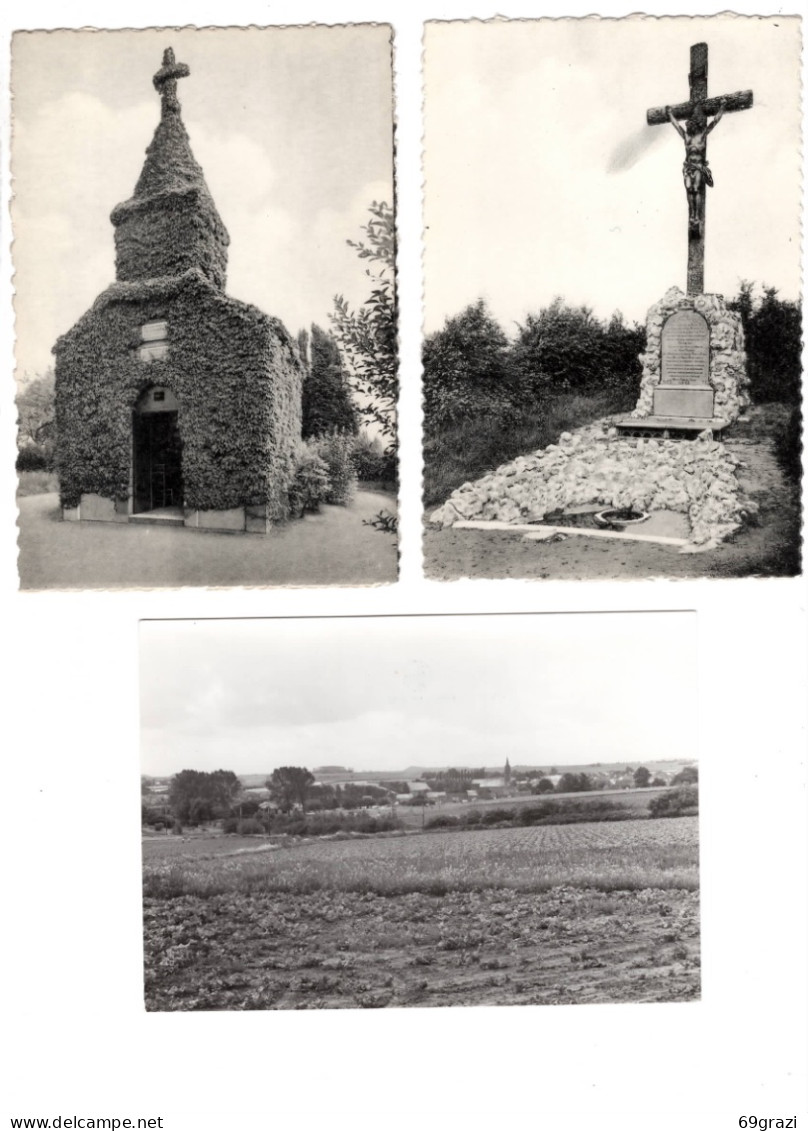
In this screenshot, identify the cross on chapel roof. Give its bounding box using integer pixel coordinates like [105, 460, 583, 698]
[153, 47, 190, 117]
[110, 44, 229, 289]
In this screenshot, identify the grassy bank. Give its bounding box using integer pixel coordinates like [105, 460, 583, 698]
[423, 388, 635, 509]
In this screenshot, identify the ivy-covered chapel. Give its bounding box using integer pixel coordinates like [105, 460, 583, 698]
[54, 48, 303, 532]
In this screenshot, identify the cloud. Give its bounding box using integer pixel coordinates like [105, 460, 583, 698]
[14, 80, 393, 374]
[228, 176, 392, 337]
[607, 126, 665, 173]
[423, 19, 802, 332]
[139, 614, 696, 777]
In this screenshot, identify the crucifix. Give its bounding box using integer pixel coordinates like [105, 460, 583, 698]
[153, 47, 190, 118]
[647, 43, 753, 294]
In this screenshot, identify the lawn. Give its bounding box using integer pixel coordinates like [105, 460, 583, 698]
[423, 389, 635, 509]
[17, 487, 398, 588]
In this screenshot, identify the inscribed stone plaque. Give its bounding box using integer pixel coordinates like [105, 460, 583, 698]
[660, 311, 709, 386]
[653, 386, 715, 418]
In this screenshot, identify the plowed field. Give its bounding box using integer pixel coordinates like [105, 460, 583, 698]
[143, 818, 700, 1010]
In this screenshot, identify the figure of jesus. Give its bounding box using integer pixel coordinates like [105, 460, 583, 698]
[666, 99, 726, 232]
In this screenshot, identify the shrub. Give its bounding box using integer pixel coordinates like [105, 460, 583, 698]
[424, 814, 459, 830]
[142, 804, 170, 828]
[171, 819, 183, 836]
[423, 300, 517, 432]
[363, 509, 398, 535]
[16, 446, 50, 472]
[221, 817, 239, 834]
[729, 284, 802, 405]
[481, 807, 513, 826]
[314, 432, 357, 505]
[648, 785, 699, 818]
[287, 444, 332, 517]
[430, 797, 635, 833]
[379, 448, 398, 485]
[518, 802, 558, 825]
[265, 809, 403, 838]
[774, 404, 803, 483]
[511, 299, 644, 398]
[352, 433, 388, 481]
[237, 817, 264, 835]
[671, 766, 698, 786]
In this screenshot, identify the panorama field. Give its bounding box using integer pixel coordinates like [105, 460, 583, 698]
[143, 815, 700, 1010]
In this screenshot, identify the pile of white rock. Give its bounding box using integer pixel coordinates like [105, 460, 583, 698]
[429, 419, 755, 550]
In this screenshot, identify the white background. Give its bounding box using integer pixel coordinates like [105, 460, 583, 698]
[1, 3, 806, 1131]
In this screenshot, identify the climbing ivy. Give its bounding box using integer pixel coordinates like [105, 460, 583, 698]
[54, 268, 302, 517]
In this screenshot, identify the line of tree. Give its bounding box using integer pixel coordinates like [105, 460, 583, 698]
[167, 769, 242, 825]
[265, 766, 315, 813]
[728, 282, 802, 405]
[263, 768, 394, 814]
[423, 298, 645, 434]
[297, 324, 358, 439]
[145, 762, 698, 832]
[330, 200, 398, 458]
[15, 368, 57, 471]
[423, 284, 802, 436]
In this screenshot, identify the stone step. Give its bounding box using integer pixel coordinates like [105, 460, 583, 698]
[614, 414, 728, 435]
[453, 518, 689, 548]
[128, 510, 185, 527]
[522, 525, 687, 548]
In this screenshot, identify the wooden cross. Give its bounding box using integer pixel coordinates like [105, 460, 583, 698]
[153, 47, 190, 118]
[647, 43, 753, 294]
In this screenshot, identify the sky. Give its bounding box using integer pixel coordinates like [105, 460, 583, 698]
[139, 612, 696, 776]
[423, 15, 802, 334]
[11, 26, 393, 379]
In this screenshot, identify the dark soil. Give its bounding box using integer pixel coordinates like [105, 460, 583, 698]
[144, 886, 700, 1011]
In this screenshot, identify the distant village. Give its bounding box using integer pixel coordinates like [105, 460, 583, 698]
[142, 758, 697, 821]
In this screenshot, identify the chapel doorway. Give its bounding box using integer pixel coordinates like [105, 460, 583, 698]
[132, 386, 183, 514]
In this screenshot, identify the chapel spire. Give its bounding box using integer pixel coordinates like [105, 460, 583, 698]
[110, 47, 230, 290]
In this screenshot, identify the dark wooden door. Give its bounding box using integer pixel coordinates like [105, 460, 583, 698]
[132, 411, 182, 513]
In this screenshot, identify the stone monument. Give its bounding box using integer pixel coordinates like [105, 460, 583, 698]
[616, 42, 752, 436]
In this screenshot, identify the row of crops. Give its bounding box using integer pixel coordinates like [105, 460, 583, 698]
[143, 816, 699, 899]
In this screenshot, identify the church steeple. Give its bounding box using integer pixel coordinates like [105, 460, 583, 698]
[110, 47, 230, 290]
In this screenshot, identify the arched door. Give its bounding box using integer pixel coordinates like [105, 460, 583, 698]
[132, 386, 183, 514]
